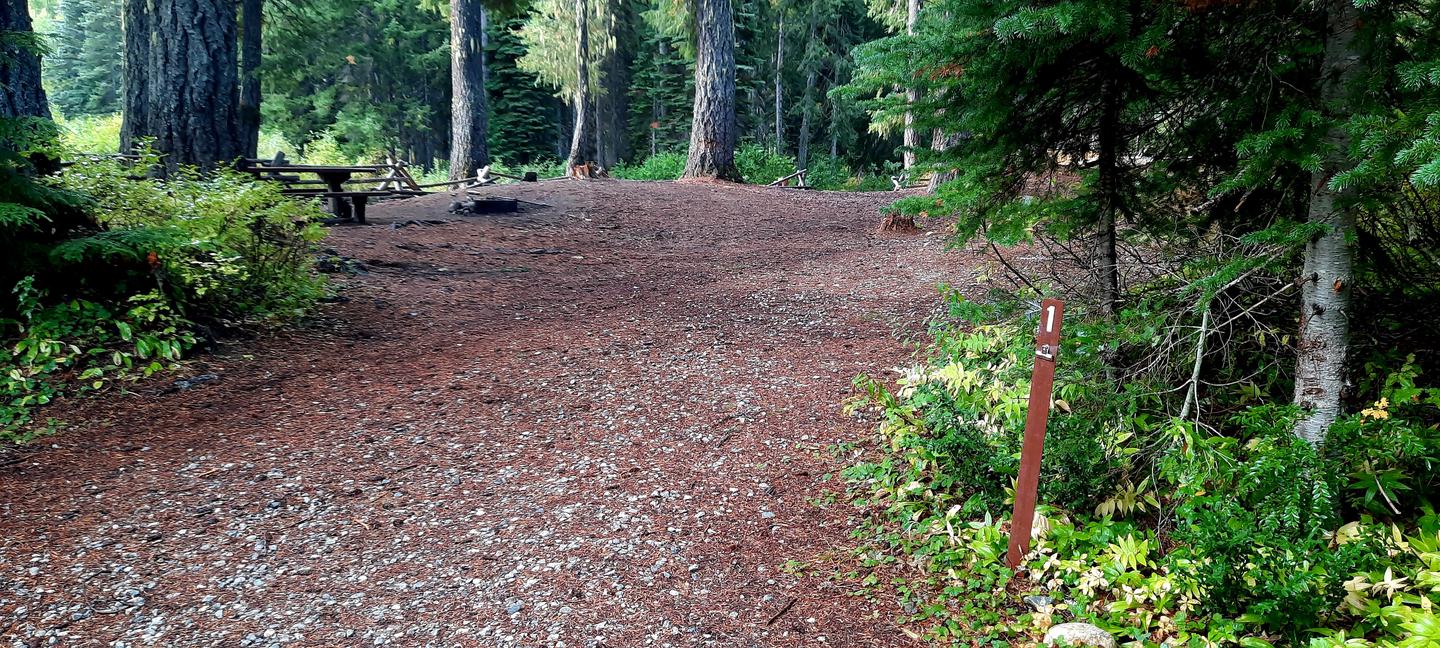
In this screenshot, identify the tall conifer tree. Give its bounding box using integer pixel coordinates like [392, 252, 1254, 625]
[680, 0, 740, 180]
[1, 0, 49, 119]
[120, 0, 243, 171]
[47, 0, 121, 117]
[450, 0, 491, 179]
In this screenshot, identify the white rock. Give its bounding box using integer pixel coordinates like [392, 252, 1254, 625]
[1043, 623, 1116, 648]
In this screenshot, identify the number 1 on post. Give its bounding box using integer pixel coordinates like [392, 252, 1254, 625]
[1005, 298, 1065, 569]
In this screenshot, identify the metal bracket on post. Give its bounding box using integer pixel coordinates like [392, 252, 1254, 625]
[1005, 298, 1065, 569]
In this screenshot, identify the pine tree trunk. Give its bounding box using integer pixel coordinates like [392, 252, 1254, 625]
[901, 0, 919, 171]
[797, 69, 814, 168]
[418, 134, 436, 172]
[597, 74, 617, 167]
[123, 0, 243, 172]
[650, 94, 659, 156]
[120, 0, 148, 153]
[555, 102, 569, 157]
[0, 0, 49, 119]
[450, 0, 490, 180]
[773, 13, 783, 153]
[1097, 200, 1120, 312]
[926, 130, 961, 192]
[479, 5, 489, 86]
[597, 0, 631, 168]
[1294, 0, 1362, 445]
[881, 96, 921, 232]
[239, 0, 262, 158]
[922, 9, 957, 193]
[829, 101, 839, 158]
[652, 37, 666, 156]
[592, 90, 604, 166]
[565, 0, 594, 172]
[681, 0, 741, 181]
[881, 76, 922, 232]
[1095, 79, 1122, 316]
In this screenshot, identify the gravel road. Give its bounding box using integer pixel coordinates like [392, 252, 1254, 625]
[1, 180, 987, 647]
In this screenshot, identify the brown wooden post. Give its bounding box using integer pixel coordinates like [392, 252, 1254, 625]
[1006, 298, 1065, 569]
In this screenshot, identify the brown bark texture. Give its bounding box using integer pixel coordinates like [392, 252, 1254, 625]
[450, 0, 490, 180]
[773, 14, 783, 152]
[0, 0, 50, 119]
[878, 212, 919, 234]
[1095, 77, 1121, 316]
[120, 0, 148, 154]
[925, 130, 962, 192]
[239, 0, 261, 158]
[901, 0, 918, 170]
[796, 69, 814, 169]
[681, 0, 740, 181]
[121, 0, 244, 172]
[565, 0, 594, 172]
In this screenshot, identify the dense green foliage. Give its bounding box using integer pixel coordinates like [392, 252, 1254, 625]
[609, 143, 892, 187]
[627, 8, 692, 157]
[844, 0, 1440, 313]
[827, 0, 1440, 642]
[488, 17, 565, 164]
[10, 0, 1440, 640]
[1, 118, 326, 438]
[838, 291, 1440, 645]
[258, 0, 452, 167]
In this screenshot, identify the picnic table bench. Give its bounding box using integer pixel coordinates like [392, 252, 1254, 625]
[240, 154, 544, 224]
[240, 162, 388, 222]
[277, 189, 397, 224]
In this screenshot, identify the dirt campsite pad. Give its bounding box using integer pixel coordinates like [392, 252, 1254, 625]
[1, 181, 991, 647]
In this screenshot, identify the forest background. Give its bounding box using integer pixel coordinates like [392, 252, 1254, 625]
[29, 0, 900, 188]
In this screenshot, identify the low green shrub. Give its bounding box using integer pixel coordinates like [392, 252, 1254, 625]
[55, 113, 122, 154]
[612, 150, 687, 180]
[849, 171, 898, 192]
[51, 149, 328, 322]
[2, 280, 196, 441]
[494, 158, 566, 180]
[610, 146, 797, 184]
[803, 155, 851, 190]
[255, 128, 298, 160]
[1, 146, 327, 438]
[1323, 358, 1440, 518]
[295, 129, 354, 166]
[608, 145, 894, 190]
[835, 288, 1440, 646]
[735, 144, 797, 185]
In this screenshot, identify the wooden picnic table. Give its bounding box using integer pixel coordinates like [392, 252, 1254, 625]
[241, 164, 386, 221]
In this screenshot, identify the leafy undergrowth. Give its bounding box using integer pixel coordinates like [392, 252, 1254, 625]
[825, 291, 1440, 647]
[608, 144, 897, 190]
[2, 143, 327, 440]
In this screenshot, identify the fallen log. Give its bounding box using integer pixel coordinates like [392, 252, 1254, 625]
[768, 168, 807, 188]
[479, 165, 540, 183]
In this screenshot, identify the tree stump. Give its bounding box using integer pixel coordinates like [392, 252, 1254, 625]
[879, 212, 921, 234]
[568, 162, 609, 179]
